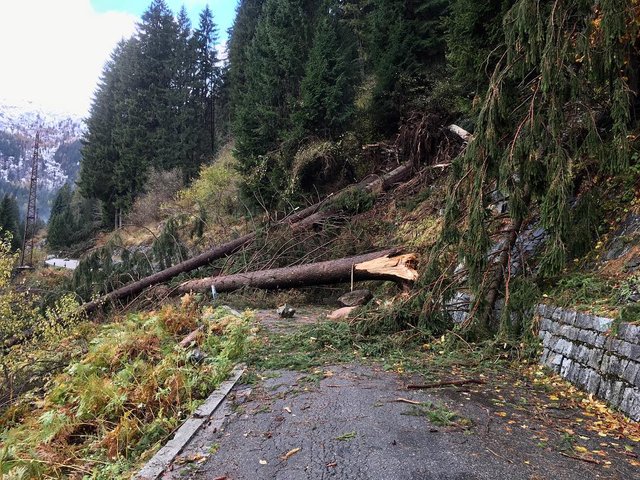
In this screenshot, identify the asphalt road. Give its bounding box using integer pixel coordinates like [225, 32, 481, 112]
[163, 363, 628, 480]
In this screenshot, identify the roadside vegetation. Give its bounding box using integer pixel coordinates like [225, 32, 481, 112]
[0, 300, 251, 479]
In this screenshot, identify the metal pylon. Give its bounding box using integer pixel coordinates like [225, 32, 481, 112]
[19, 132, 40, 268]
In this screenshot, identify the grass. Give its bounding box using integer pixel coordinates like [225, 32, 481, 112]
[0, 298, 252, 479]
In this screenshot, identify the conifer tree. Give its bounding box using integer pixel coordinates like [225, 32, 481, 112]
[439, 0, 639, 334]
[294, 4, 358, 139]
[228, 0, 266, 118]
[366, 0, 449, 133]
[446, 0, 516, 95]
[174, 6, 200, 180]
[79, 40, 130, 226]
[233, 0, 316, 203]
[47, 184, 75, 248]
[134, 0, 180, 171]
[0, 194, 21, 250]
[193, 6, 220, 162]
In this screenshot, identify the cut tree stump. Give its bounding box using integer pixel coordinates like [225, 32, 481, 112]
[175, 249, 418, 295]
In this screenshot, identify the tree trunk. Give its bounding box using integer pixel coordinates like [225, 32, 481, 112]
[80, 162, 416, 314]
[175, 249, 417, 295]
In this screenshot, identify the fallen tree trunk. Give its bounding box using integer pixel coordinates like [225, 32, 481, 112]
[175, 250, 418, 295]
[81, 163, 415, 314]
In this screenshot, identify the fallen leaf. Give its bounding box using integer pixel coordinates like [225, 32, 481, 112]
[284, 406, 292, 414]
[259, 459, 267, 465]
[495, 411, 507, 417]
[575, 446, 588, 453]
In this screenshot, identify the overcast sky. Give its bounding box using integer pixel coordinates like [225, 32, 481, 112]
[0, 0, 237, 118]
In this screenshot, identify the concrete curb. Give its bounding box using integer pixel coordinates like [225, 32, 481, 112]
[134, 364, 246, 480]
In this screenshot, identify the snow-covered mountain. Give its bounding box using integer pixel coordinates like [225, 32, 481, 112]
[0, 98, 84, 192]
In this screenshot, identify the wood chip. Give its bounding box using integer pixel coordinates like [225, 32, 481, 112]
[282, 447, 301, 460]
[395, 397, 422, 405]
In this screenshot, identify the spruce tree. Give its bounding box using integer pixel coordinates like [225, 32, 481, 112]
[192, 6, 220, 163]
[294, 4, 358, 139]
[446, 0, 516, 96]
[47, 184, 75, 248]
[79, 40, 130, 226]
[439, 0, 639, 334]
[233, 0, 316, 203]
[134, 0, 180, 171]
[174, 6, 200, 180]
[228, 0, 266, 119]
[366, 0, 449, 134]
[0, 194, 21, 250]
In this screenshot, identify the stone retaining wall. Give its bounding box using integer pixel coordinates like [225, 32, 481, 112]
[537, 304, 640, 421]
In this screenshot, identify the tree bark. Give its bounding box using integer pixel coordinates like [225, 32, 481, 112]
[80, 162, 416, 314]
[175, 250, 418, 295]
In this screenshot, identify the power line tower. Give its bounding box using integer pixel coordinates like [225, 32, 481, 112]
[19, 132, 40, 269]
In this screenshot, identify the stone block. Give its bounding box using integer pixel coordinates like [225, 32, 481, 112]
[599, 353, 612, 374]
[604, 336, 621, 353]
[575, 312, 596, 330]
[555, 338, 573, 356]
[571, 344, 583, 363]
[618, 323, 640, 345]
[563, 309, 578, 325]
[620, 387, 640, 421]
[540, 349, 551, 366]
[551, 307, 565, 322]
[558, 324, 570, 339]
[622, 361, 640, 386]
[550, 353, 563, 372]
[593, 333, 607, 349]
[593, 316, 614, 333]
[561, 358, 573, 377]
[607, 357, 631, 381]
[566, 326, 581, 342]
[610, 381, 626, 407]
[539, 317, 554, 333]
[577, 329, 597, 346]
[576, 313, 611, 332]
[572, 364, 587, 386]
[606, 355, 622, 377]
[536, 304, 548, 317]
[578, 345, 593, 365]
[598, 379, 624, 407]
[597, 378, 612, 402]
[584, 369, 601, 395]
[539, 330, 548, 345]
[615, 341, 640, 360]
[587, 348, 604, 370]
